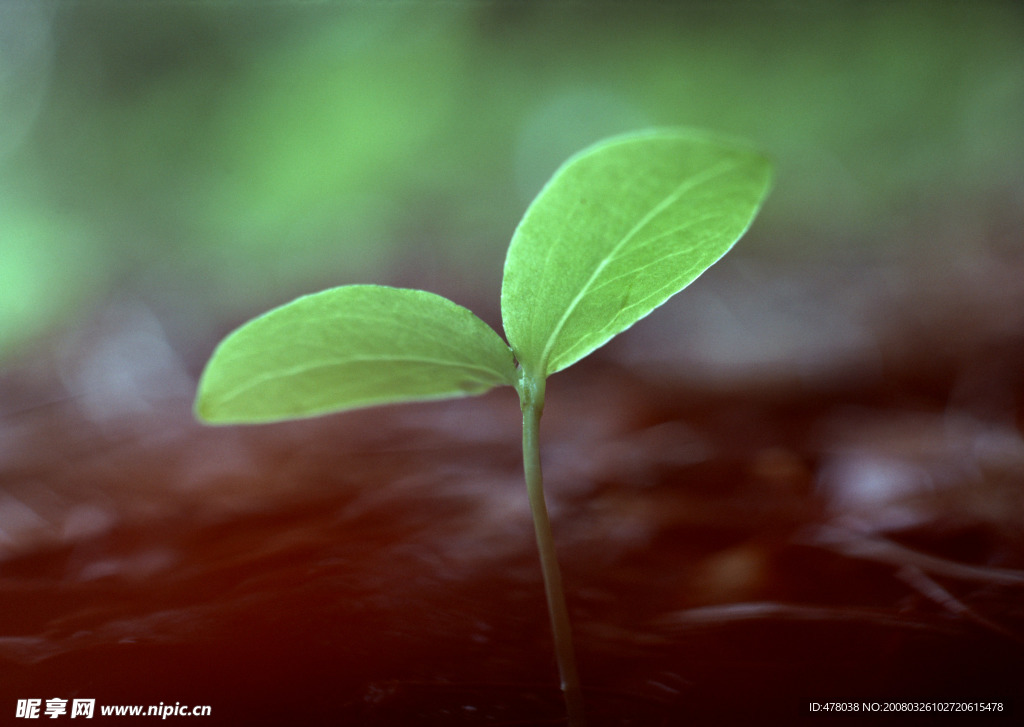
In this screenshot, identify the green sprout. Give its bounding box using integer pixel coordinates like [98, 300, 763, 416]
[195, 129, 772, 725]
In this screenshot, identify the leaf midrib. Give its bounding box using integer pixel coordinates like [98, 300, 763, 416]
[536, 158, 741, 373]
[214, 354, 508, 407]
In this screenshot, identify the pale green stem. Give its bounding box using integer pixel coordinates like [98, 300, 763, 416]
[518, 371, 586, 727]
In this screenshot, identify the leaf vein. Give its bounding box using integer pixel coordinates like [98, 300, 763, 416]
[537, 160, 740, 371]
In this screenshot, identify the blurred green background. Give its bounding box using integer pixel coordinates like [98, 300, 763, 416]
[2, 0, 1022, 363]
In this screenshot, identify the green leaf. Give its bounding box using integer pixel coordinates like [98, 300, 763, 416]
[196, 285, 516, 424]
[501, 128, 773, 377]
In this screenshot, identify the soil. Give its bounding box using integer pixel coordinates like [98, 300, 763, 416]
[2, 252, 1023, 725]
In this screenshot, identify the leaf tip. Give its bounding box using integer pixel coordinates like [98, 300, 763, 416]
[192, 389, 218, 425]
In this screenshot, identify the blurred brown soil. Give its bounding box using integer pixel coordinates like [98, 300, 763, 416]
[1, 252, 1023, 725]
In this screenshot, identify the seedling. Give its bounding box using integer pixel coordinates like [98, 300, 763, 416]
[195, 129, 772, 726]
